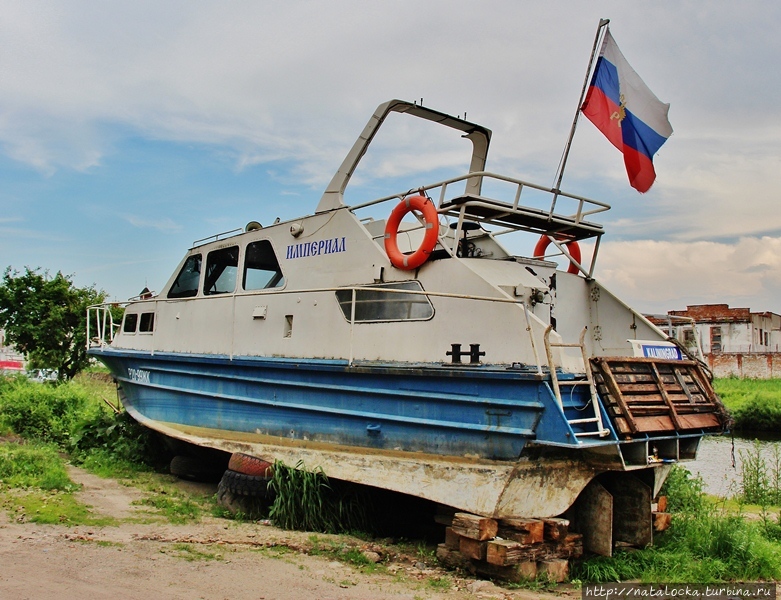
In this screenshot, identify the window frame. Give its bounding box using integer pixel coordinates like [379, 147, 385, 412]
[242, 239, 286, 292]
[167, 254, 203, 299]
[138, 312, 155, 334]
[334, 281, 435, 324]
[122, 313, 139, 334]
[203, 245, 240, 296]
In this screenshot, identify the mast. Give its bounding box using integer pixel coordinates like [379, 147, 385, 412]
[552, 18, 610, 195]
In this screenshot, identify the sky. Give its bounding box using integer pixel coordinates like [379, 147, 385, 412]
[1, 1, 780, 315]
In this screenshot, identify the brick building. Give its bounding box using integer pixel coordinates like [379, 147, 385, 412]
[651, 304, 781, 378]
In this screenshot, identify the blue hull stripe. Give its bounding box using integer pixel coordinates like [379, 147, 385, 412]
[91, 348, 604, 460]
[115, 374, 537, 437]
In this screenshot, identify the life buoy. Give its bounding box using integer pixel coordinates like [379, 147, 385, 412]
[533, 235, 582, 275]
[384, 195, 439, 270]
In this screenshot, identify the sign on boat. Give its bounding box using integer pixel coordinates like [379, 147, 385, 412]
[87, 99, 728, 555]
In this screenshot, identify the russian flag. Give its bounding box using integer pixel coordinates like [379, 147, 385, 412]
[581, 29, 673, 193]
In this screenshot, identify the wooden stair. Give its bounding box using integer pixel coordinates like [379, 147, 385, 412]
[590, 357, 728, 436]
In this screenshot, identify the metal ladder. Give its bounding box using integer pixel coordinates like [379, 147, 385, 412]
[543, 325, 610, 439]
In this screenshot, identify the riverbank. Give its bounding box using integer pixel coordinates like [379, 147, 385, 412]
[714, 378, 781, 431]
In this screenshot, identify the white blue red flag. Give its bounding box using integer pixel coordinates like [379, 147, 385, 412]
[581, 29, 673, 193]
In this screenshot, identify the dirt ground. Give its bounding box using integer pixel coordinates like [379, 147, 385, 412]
[0, 466, 576, 600]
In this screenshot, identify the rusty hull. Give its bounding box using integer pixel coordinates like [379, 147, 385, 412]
[132, 406, 610, 519]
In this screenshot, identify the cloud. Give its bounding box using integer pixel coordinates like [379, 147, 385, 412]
[1, 1, 781, 307]
[122, 214, 182, 233]
[595, 237, 781, 313]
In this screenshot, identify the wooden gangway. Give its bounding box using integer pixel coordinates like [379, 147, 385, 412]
[590, 357, 728, 436]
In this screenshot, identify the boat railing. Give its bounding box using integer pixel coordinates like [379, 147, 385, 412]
[350, 171, 609, 233]
[86, 286, 563, 377]
[349, 171, 610, 276]
[86, 303, 126, 349]
[192, 228, 244, 248]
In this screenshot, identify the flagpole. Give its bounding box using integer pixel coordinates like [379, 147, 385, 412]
[551, 18, 610, 197]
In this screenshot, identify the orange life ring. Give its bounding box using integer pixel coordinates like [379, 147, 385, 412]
[384, 195, 439, 270]
[533, 235, 582, 275]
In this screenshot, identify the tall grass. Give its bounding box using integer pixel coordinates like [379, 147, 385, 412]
[268, 460, 370, 534]
[739, 440, 781, 506]
[573, 465, 781, 583]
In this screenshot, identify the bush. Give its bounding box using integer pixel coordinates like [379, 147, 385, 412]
[0, 442, 75, 490]
[69, 409, 167, 469]
[0, 378, 88, 445]
[0, 376, 168, 474]
[659, 465, 705, 513]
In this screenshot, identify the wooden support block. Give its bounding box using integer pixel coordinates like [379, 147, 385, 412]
[474, 560, 538, 583]
[559, 532, 583, 558]
[498, 518, 544, 544]
[653, 512, 672, 532]
[516, 560, 538, 581]
[486, 539, 523, 566]
[444, 526, 461, 550]
[542, 517, 570, 541]
[452, 512, 498, 541]
[538, 558, 569, 583]
[459, 536, 487, 560]
[436, 543, 474, 572]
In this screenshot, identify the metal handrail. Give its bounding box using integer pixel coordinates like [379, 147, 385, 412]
[86, 304, 126, 349]
[347, 171, 610, 225]
[85, 285, 556, 376]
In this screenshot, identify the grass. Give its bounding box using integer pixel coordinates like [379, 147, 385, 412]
[268, 460, 371, 534]
[0, 372, 214, 526]
[134, 490, 204, 524]
[0, 440, 122, 525]
[5, 370, 781, 585]
[0, 441, 75, 490]
[714, 377, 781, 431]
[1, 488, 118, 526]
[737, 440, 781, 506]
[307, 534, 386, 574]
[573, 465, 781, 583]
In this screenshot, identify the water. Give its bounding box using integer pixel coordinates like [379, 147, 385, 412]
[687, 434, 781, 498]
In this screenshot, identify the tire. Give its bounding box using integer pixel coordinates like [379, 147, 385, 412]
[219, 468, 273, 497]
[216, 479, 268, 517]
[169, 455, 226, 482]
[228, 453, 274, 477]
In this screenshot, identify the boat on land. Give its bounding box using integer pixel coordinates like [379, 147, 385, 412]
[88, 99, 728, 553]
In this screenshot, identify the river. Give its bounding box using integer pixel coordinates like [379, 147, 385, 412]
[687, 433, 781, 498]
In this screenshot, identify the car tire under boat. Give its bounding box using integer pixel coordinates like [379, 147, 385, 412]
[227, 452, 274, 478]
[169, 454, 226, 483]
[219, 469, 273, 497]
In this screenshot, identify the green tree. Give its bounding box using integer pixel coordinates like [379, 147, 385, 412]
[0, 267, 108, 381]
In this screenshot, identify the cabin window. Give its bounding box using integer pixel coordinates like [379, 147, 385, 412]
[204, 246, 239, 295]
[168, 254, 202, 299]
[122, 313, 138, 333]
[139, 312, 155, 333]
[335, 281, 434, 323]
[243, 240, 285, 290]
